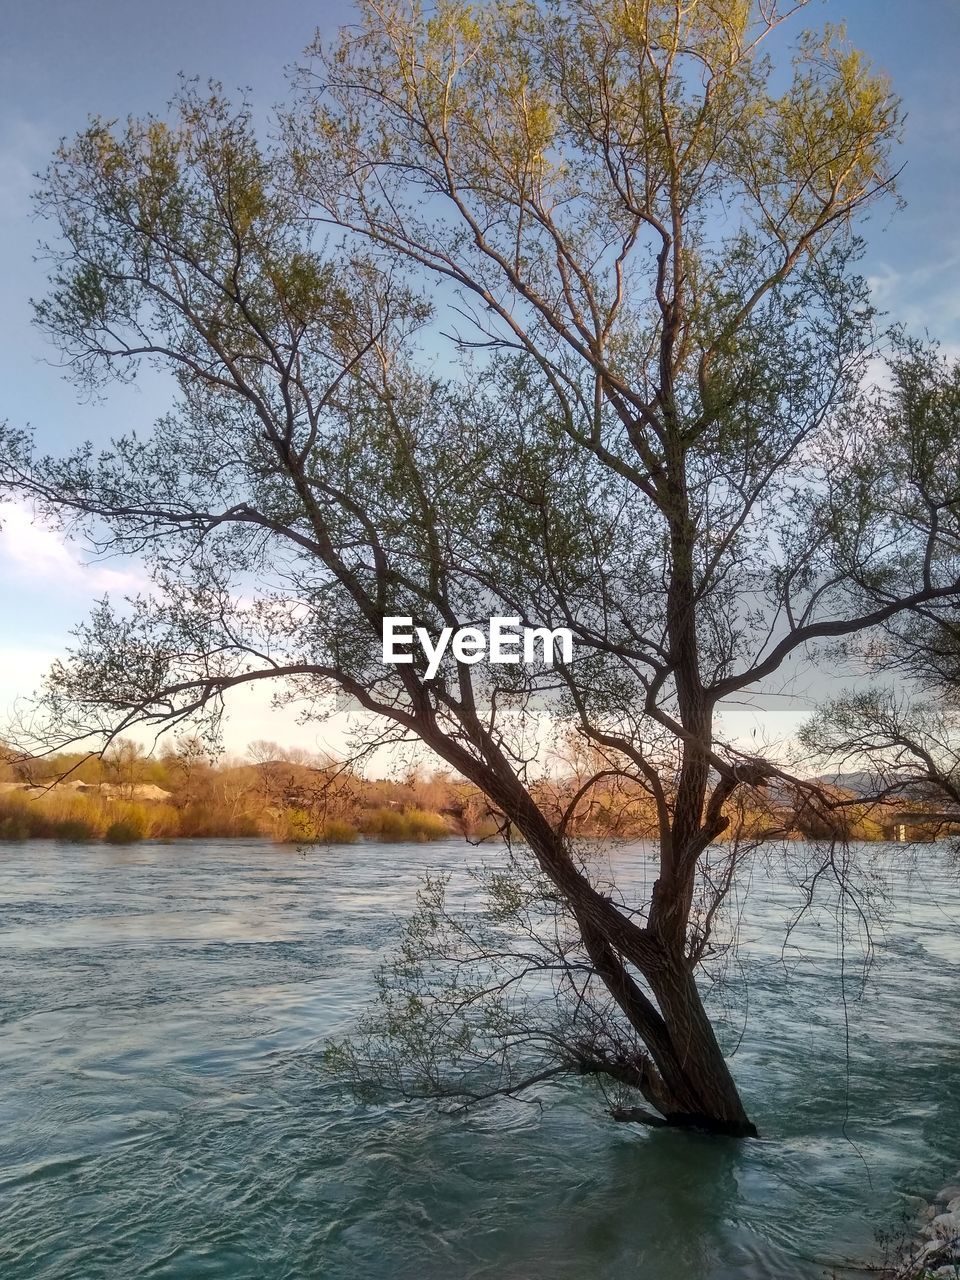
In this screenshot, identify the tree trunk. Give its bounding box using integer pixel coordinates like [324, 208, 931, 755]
[643, 956, 757, 1137]
[431, 734, 758, 1137]
[578, 912, 757, 1136]
[530, 819, 757, 1136]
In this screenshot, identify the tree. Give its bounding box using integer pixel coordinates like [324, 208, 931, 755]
[801, 342, 960, 823]
[0, 741, 19, 783]
[246, 740, 359, 836]
[101, 737, 149, 798]
[158, 733, 218, 804]
[1, 0, 956, 1137]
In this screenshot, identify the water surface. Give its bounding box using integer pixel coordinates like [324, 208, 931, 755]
[1, 838, 958, 1278]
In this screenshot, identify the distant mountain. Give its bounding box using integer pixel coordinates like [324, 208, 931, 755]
[814, 771, 878, 796]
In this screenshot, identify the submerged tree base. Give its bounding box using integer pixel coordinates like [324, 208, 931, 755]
[323, 848, 757, 1137]
[610, 1106, 759, 1138]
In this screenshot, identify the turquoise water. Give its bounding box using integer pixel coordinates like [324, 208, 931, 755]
[0, 838, 958, 1279]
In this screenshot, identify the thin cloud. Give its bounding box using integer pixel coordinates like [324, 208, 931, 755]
[0, 500, 142, 595]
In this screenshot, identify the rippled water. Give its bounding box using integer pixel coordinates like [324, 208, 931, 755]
[1, 837, 958, 1279]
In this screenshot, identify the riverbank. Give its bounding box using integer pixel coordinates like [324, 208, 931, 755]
[0, 787, 454, 844]
[4, 738, 938, 848]
[888, 1182, 960, 1278]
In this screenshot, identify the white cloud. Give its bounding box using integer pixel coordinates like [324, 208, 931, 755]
[0, 500, 142, 595]
[0, 644, 58, 724]
[867, 255, 960, 337]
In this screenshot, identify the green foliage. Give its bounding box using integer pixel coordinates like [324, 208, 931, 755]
[280, 807, 323, 843]
[402, 809, 453, 841]
[104, 819, 145, 844]
[276, 811, 359, 844]
[323, 846, 645, 1113]
[277, 804, 451, 844]
[54, 818, 97, 842]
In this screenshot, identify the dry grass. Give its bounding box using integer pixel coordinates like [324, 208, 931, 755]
[274, 808, 359, 844]
[0, 788, 454, 846]
[0, 791, 228, 842]
[359, 806, 451, 841]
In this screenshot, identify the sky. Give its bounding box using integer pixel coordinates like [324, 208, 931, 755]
[1, 0, 959, 761]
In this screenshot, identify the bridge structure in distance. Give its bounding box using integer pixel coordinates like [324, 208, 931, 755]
[886, 810, 960, 841]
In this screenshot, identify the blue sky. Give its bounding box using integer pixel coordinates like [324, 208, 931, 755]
[1, 0, 959, 757]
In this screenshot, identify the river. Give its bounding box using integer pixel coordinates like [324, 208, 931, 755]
[1, 837, 958, 1278]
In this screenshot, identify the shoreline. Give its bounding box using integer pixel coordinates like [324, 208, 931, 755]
[886, 1182, 960, 1278]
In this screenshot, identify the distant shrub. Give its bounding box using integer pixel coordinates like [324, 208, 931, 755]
[360, 806, 449, 842]
[319, 818, 358, 844]
[272, 809, 359, 845]
[177, 801, 264, 838]
[279, 807, 322, 843]
[360, 806, 406, 839]
[0, 796, 46, 838]
[462, 814, 504, 840]
[0, 814, 31, 841]
[0, 768, 458, 845]
[228, 814, 263, 837]
[54, 818, 97, 842]
[402, 808, 450, 841]
[104, 819, 144, 844]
